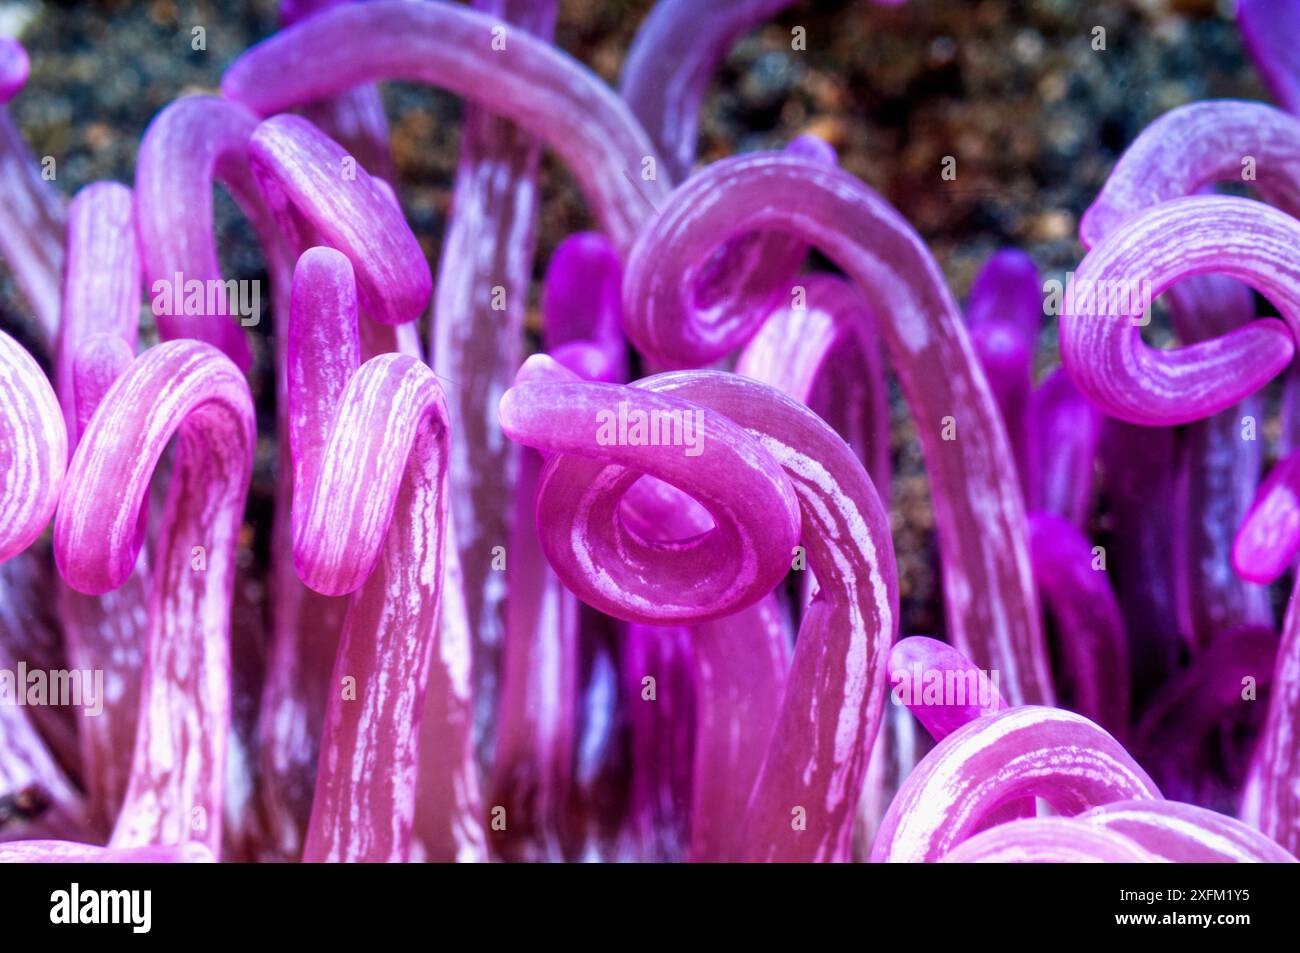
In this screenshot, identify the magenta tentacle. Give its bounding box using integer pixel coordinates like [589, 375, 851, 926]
[0, 330, 65, 563]
[287, 247, 482, 862]
[1160, 273, 1272, 646]
[1026, 367, 1100, 527]
[0, 37, 29, 106]
[502, 370, 898, 861]
[281, 0, 398, 185]
[431, 0, 557, 767]
[491, 348, 591, 860]
[1240, 0, 1300, 114]
[248, 114, 430, 328]
[938, 817, 1154, 863]
[871, 706, 1160, 863]
[55, 183, 139, 445]
[222, 0, 671, 250]
[614, 435, 790, 863]
[736, 273, 891, 494]
[888, 636, 1007, 742]
[500, 380, 800, 624]
[621, 622, 695, 863]
[1244, 580, 1300, 852]
[492, 437, 579, 861]
[1080, 799, 1297, 863]
[1078, 100, 1300, 250]
[1175, 392, 1272, 647]
[543, 232, 628, 382]
[963, 250, 1041, 485]
[0, 40, 65, 350]
[53, 181, 148, 835]
[619, 0, 796, 181]
[55, 341, 254, 854]
[884, 635, 1024, 836]
[1028, 512, 1129, 737]
[687, 596, 790, 862]
[246, 115, 431, 857]
[135, 96, 282, 371]
[1062, 196, 1300, 426]
[1234, 450, 1300, 583]
[621, 151, 1048, 705]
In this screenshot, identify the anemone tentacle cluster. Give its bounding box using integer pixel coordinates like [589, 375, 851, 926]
[0, 0, 1298, 865]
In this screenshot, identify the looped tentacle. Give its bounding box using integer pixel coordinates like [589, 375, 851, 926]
[1060, 196, 1300, 426]
[619, 150, 1048, 705]
[502, 369, 898, 860]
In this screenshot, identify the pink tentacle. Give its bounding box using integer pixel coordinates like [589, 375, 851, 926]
[55, 341, 255, 855]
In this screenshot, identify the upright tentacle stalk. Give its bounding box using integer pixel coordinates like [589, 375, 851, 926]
[288, 247, 482, 862]
[432, 0, 558, 766]
[54, 182, 148, 834]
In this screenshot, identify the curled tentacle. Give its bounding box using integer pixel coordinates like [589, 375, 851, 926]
[135, 96, 282, 370]
[280, 0, 398, 185]
[0, 330, 65, 563]
[502, 370, 898, 861]
[871, 706, 1160, 863]
[620, 151, 1048, 705]
[1062, 196, 1300, 426]
[222, 0, 670, 249]
[1078, 100, 1300, 250]
[55, 341, 255, 855]
[249, 114, 430, 328]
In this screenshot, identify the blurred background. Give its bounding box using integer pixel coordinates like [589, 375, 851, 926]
[0, 0, 1267, 634]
